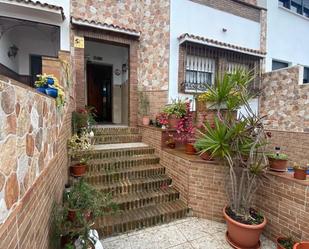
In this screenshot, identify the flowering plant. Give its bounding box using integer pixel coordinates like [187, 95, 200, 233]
[72, 106, 96, 133]
[68, 132, 92, 163]
[158, 113, 169, 127]
[176, 101, 195, 144]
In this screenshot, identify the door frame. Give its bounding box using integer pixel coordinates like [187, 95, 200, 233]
[73, 28, 138, 126]
[86, 61, 113, 123]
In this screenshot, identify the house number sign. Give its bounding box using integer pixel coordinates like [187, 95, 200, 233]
[74, 36, 84, 48]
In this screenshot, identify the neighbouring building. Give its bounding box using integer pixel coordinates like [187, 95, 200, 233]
[0, 0, 309, 248]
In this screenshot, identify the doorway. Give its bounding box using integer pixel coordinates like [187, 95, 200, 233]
[85, 40, 129, 125]
[87, 63, 113, 123]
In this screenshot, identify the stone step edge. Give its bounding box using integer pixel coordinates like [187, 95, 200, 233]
[85, 164, 165, 177]
[95, 200, 188, 237]
[84, 165, 166, 185]
[112, 188, 180, 211]
[93, 176, 172, 195]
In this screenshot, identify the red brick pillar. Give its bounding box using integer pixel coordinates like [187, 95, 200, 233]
[74, 45, 85, 109]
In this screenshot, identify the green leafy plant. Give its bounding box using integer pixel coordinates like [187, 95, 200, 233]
[278, 237, 295, 249]
[66, 180, 118, 217]
[138, 91, 150, 116]
[198, 69, 256, 111]
[72, 106, 97, 133]
[163, 99, 187, 118]
[267, 153, 288, 160]
[194, 69, 269, 224]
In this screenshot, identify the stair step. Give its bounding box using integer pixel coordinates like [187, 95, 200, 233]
[93, 127, 140, 135]
[93, 134, 142, 145]
[95, 200, 188, 237]
[81, 145, 155, 160]
[113, 188, 180, 211]
[86, 155, 160, 173]
[85, 164, 166, 185]
[93, 175, 172, 196]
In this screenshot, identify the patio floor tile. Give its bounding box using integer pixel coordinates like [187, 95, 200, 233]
[101, 217, 276, 249]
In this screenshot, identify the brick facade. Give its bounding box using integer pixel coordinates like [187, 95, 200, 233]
[140, 126, 309, 242]
[0, 52, 74, 248]
[190, 0, 262, 22]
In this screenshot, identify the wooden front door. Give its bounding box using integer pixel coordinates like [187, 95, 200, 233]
[87, 63, 113, 122]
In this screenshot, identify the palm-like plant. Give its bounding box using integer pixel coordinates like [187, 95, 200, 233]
[195, 69, 268, 223]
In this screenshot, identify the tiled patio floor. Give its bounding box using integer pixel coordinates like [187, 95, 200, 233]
[101, 217, 276, 249]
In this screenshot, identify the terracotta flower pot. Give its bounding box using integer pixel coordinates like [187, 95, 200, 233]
[223, 206, 267, 249]
[294, 169, 307, 180]
[168, 114, 180, 129]
[67, 208, 78, 222]
[200, 151, 213, 161]
[294, 242, 309, 249]
[268, 158, 288, 172]
[277, 237, 295, 249]
[142, 116, 150, 126]
[185, 143, 196, 155]
[70, 164, 87, 177]
[167, 142, 176, 149]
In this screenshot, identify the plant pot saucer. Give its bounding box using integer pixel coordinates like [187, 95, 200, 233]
[226, 231, 261, 249]
[269, 168, 287, 172]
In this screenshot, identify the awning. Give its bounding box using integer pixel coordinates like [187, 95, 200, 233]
[71, 17, 141, 38]
[0, 0, 65, 21]
[178, 33, 266, 58]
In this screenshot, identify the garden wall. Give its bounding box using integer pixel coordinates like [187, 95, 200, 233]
[0, 51, 74, 248]
[140, 126, 309, 242]
[260, 65, 309, 165]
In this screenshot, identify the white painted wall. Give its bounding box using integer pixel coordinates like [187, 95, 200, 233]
[0, 27, 18, 72]
[266, 0, 309, 71]
[169, 0, 261, 101]
[85, 41, 129, 124]
[0, 0, 70, 51]
[0, 19, 59, 74]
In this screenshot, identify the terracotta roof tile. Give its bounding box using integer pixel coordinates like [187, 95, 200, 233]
[6, 0, 65, 20]
[178, 33, 266, 57]
[71, 17, 141, 37]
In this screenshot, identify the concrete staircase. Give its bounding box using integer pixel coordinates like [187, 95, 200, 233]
[85, 126, 188, 237]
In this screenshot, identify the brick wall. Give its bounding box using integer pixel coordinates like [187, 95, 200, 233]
[190, 0, 261, 22]
[266, 130, 309, 166]
[256, 173, 309, 241]
[140, 126, 309, 242]
[0, 51, 74, 248]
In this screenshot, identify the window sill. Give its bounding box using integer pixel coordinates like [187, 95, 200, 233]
[278, 6, 309, 21]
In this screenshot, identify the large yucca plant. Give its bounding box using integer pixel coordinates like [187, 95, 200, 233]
[195, 69, 268, 222]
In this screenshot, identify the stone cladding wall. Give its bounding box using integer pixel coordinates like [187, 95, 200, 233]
[0, 51, 74, 248]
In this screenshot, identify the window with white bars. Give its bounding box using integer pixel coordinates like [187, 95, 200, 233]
[185, 55, 215, 93]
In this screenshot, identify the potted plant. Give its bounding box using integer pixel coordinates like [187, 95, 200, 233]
[72, 106, 96, 133]
[194, 69, 268, 249]
[68, 132, 92, 177]
[166, 134, 176, 149]
[158, 113, 168, 129]
[294, 242, 309, 249]
[293, 164, 308, 180]
[35, 74, 65, 107]
[163, 99, 187, 129]
[268, 153, 289, 172]
[65, 180, 116, 224]
[277, 237, 295, 249]
[138, 91, 150, 126]
[176, 100, 196, 154]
